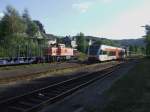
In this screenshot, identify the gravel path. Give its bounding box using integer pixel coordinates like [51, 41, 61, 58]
[41, 60, 138, 112]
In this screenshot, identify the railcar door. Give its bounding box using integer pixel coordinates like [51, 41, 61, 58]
[99, 50, 108, 61]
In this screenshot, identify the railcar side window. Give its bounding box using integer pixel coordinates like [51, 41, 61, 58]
[101, 51, 107, 55]
[108, 51, 116, 56]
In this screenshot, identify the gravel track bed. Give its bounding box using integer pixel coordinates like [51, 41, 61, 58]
[42, 60, 137, 112]
[0, 61, 119, 102]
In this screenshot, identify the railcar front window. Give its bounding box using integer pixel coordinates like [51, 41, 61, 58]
[89, 46, 100, 55]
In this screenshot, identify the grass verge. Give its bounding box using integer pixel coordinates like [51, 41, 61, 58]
[77, 52, 87, 61]
[0, 63, 50, 71]
[102, 58, 150, 112]
[0, 62, 107, 84]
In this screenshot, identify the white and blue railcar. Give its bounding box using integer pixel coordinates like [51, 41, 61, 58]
[88, 45, 125, 61]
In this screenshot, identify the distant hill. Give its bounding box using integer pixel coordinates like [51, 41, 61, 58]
[84, 36, 146, 47]
[116, 38, 145, 47]
[44, 34, 146, 47]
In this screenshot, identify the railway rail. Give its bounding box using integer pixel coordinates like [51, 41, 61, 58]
[0, 62, 124, 112]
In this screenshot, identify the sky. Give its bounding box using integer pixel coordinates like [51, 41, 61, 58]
[0, 0, 150, 39]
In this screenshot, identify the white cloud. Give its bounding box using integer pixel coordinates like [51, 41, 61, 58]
[98, 0, 150, 39]
[72, 0, 113, 13]
[101, 0, 113, 3]
[71, 0, 150, 39]
[0, 12, 4, 19]
[72, 2, 93, 13]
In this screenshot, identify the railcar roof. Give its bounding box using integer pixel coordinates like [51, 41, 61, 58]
[100, 45, 125, 51]
[90, 44, 125, 51]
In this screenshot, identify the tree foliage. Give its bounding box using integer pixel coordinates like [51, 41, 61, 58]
[22, 9, 38, 37]
[145, 25, 150, 55]
[0, 5, 46, 57]
[33, 20, 46, 33]
[75, 32, 88, 53]
[0, 6, 26, 37]
[129, 45, 146, 55]
[94, 40, 102, 45]
[93, 39, 117, 46]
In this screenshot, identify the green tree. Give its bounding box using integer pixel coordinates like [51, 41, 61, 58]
[22, 9, 38, 37]
[27, 22, 38, 37]
[133, 45, 138, 53]
[101, 39, 117, 46]
[141, 47, 146, 55]
[129, 45, 146, 56]
[129, 45, 134, 55]
[145, 25, 150, 55]
[0, 6, 27, 57]
[94, 40, 102, 45]
[76, 32, 88, 53]
[0, 6, 45, 57]
[0, 6, 26, 37]
[33, 20, 46, 33]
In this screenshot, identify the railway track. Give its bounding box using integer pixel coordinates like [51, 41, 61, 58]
[0, 62, 123, 112]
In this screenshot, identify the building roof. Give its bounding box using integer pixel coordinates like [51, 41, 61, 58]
[45, 34, 58, 40]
